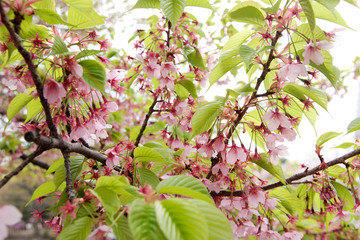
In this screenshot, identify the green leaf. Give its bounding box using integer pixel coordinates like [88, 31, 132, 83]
[262, 0, 281, 14]
[189, 199, 234, 240]
[25, 98, 43, 123]
[31, 0, 55, 10]
[309, 51, 338, 87]
[96, 176, 130, 192]
[191, 97, 226, 137]
[174, 83, 190, 101]
[7, 93, 34, 123]
[34, 9, 71, 25]
[239, 45, 257, 70]
[134, 147, 167, 163]
[50, 35, 70, 56]
[185, 47, 205, 68]
[92, 187, 121, 220]
[283, 84, 328, 110]
[156, 175, 213, 204]
[229, 1, 266, 26]
[46, 158, 64, 175]
[57, 216, 93, 240]
[132, 0, 161, 9]
[269, 188, 305, 217]
[138, 167, 160, 188]
[75, 50, 102, 60]
[220, 30, 254, 61]
[299, 0, 316, 32]
[178, 79, 198, 99]
[316, 131, 341, 147]
[67, 7, 105, 29]
[313, 2, 350, 28]
[112, 214, 134, 240]
[347, 117, 360, 134]
[26, 181, 56, 206]
[78, 59, 106, 95]
[186, 0, 212, 9]
[160, 0, 187, 25]
[254, 158, 286, 184]
[155, 199, 208, 240]
[209, 57, 242, 88]
[331, 181, 355, 210]
[344, 0, 358, 7]
[53, 156, 84, 189]
[63, 0, 93, 12]
[332, 142, 355, 149]
[129, 199, 167, 240]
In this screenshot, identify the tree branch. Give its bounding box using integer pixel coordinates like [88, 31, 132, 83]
[210, 147, 360, 197]
[0, 147, 45, 188]
[62, 150, 76, 202]
[0, 3, 58, 138]
[24, 131, 107, 164]
[20, 154, 50, 170]
[133, 97, 158, 148]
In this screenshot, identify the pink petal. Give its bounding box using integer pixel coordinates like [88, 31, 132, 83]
[0, 205, 22, 226]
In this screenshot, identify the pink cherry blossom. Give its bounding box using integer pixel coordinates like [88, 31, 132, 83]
[159, 75, 175, 90]
[283, 231, 304, 240]
[263, 109, 291, 131]
[213, 134, 226, 152]
[303, 40, 332, 65]
[160, 62, 177, 77]
[258, 230, 283, 240]
[269, 145, 289, 164]
[278, 63, 307, 82]
[43, 79, 67, 107]
[0, 205, 22, 240]
[248, 186, 266, 207]
[332, 209, 352, 224]
[226, 142, 247, 165]
[279, 126, 297, 141]
[265, 133, 284, 151]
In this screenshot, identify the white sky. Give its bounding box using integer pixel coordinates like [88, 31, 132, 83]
[111, 1, 360, 167]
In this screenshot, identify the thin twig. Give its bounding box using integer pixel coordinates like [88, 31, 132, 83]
[133, 97, 158, 149]
[0, 147, 45, 188]
[0, 3, 58, 138]
[210, 147, 360, 197]
[20, 154, 50, 170]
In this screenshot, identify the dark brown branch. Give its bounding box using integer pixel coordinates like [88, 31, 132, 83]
[210, 147, 360, 197]
[0, 4, 58, 138]
[25, 131, 107, 163]
[20, 154, 50, 170]
[0, 147, 45, 189]
[62, 150, 76, 202]
[254, 91, 275, 98]
[133, 97, 158, 148]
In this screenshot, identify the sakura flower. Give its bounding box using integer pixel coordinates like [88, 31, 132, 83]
[2, 77, 25, 93]
[198, 142, 214, 158]
[212, 162, 229, 175]
[226, 142, 247, 165]
[265, 133, 284, 151]
[331, 209, 352, 224]
[59, 200, 77, 219]
[278, 63, 307, 82]
[269, 145, 288, 164]
[213, 134, 226, 152]
[160, 62, 177, 77]
[263, 109, 291, 131]
[87, 225, 110, 240]
[43, 79, 67, 107]
[248, 187, 266, 208]
[303, 40, 333, 65]
[283, 231, 304, 240]
[258, 230, 283, 240]
[279, 126, 297, 141]
[0, 205, 22, 240]
[159, 75, 175, 90]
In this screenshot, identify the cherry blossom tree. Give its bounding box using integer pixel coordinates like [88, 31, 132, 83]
[0, 0, 360, 239]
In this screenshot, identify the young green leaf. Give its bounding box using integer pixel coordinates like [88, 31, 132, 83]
[156, 175, 213, 204]
[138, 167, 160, 188]
[160, 0, 187, 25]
[129, 199, 167, 240]
[299, 0, 316, 32]
[26, 181, 56, 206]
[189, 199, 234, 240]
[67, 7, 105, 29]
[313, 2, 351, 29]
[178, 79, 198, 99]
[347, 117, 360, 134]
[331, 181, 355, 210]
[53, 156, 84, 189]
[269, 188, 305, 217]
[7, 93, 34, 123]
[239, 45, 257, 70]
[229, 1, 266, 26]
[254, 158, 286, 184]
[186, 47, 206, 68]
[220, 30, 254, 61]
[283, 84, 328, 110]
[133, 147, 167, 163]
[57, 216, 94, 240]
[155, 199, 209, 240]
[92, 187, 121, 220]
[34, 9, 72, 25]
[191, 97, 226, 137]
[25, 98, 43, 123]
[186, 0, 212, 9]
[111, 214, 134, 240]
[132, 0, 161, 9]
[316, 131, 341, 147]
[78, 59, 106, 95]
[50, 35, 70, 55]
[63, 0, 93, 12]
[31, 0, 55, 10]
[209, 57, 242, 88]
